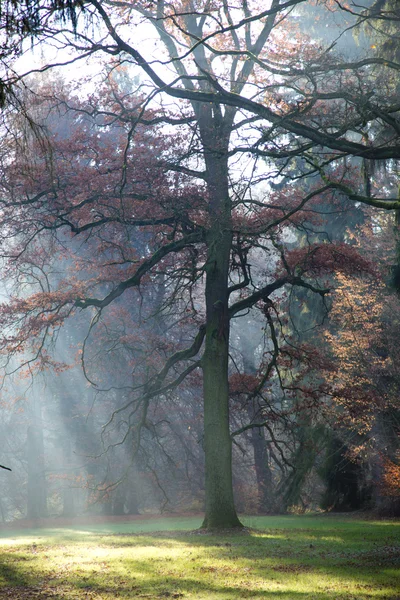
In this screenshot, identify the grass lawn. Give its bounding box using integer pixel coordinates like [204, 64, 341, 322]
[0, 514, 399, 599]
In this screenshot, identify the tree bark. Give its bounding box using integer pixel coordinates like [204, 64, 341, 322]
[201, 116, 242, 528]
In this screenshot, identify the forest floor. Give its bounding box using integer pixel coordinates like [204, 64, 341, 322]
[0, 514, 399, 599]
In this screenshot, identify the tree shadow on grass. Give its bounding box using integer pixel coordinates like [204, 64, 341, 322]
[0, 558, 33, 587]
[99, 528, 400, 598]
[98, 524, 400, 568]
[60, 568, 400, 600]
[0, 522, 399, 599]
[0, 559, 70, 599]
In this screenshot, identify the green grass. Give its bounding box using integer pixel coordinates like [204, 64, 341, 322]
[0, 515, 399, 599]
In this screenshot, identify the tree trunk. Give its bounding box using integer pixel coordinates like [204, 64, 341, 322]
[243, 357, 273, 513]
[126, 483, 140, 515]
[251, 426, 273, 513]
[61, 436, 75, 517]
[60, 393, 76, 517]
[201, 124, 242, 528]
[202, 248, 241, 528]
[112, 485, 125, 516]
[27, 423, 47, 519]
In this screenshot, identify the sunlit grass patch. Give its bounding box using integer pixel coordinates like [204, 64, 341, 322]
[0, 515, 399, 599]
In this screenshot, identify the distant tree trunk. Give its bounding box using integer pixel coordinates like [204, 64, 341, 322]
[251, 426, 273, 513]
[126, 484, 140, 515]
[102, 498, 113, 516]
[112, 485, 125, 516]
[243, 355, 274, 513]
[110, 476, 140, 516]
[60, 393, 76, 517]
[320, 435, 363, 512]
[27, 423, 47, 519]
[61, 436, 75, 517]
[0, 498, 6, 523]
[125, 462, 140, 515]
[279, 422, 323, 512]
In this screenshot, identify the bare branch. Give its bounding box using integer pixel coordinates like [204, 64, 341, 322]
[75, 232, 203, 309]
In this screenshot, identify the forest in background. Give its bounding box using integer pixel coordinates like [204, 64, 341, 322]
[0, 0, 398, 526]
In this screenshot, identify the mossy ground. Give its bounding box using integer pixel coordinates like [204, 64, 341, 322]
[0, 515, 398, 599]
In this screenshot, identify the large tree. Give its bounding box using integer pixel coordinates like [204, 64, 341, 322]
[1, 0, 400, 528]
